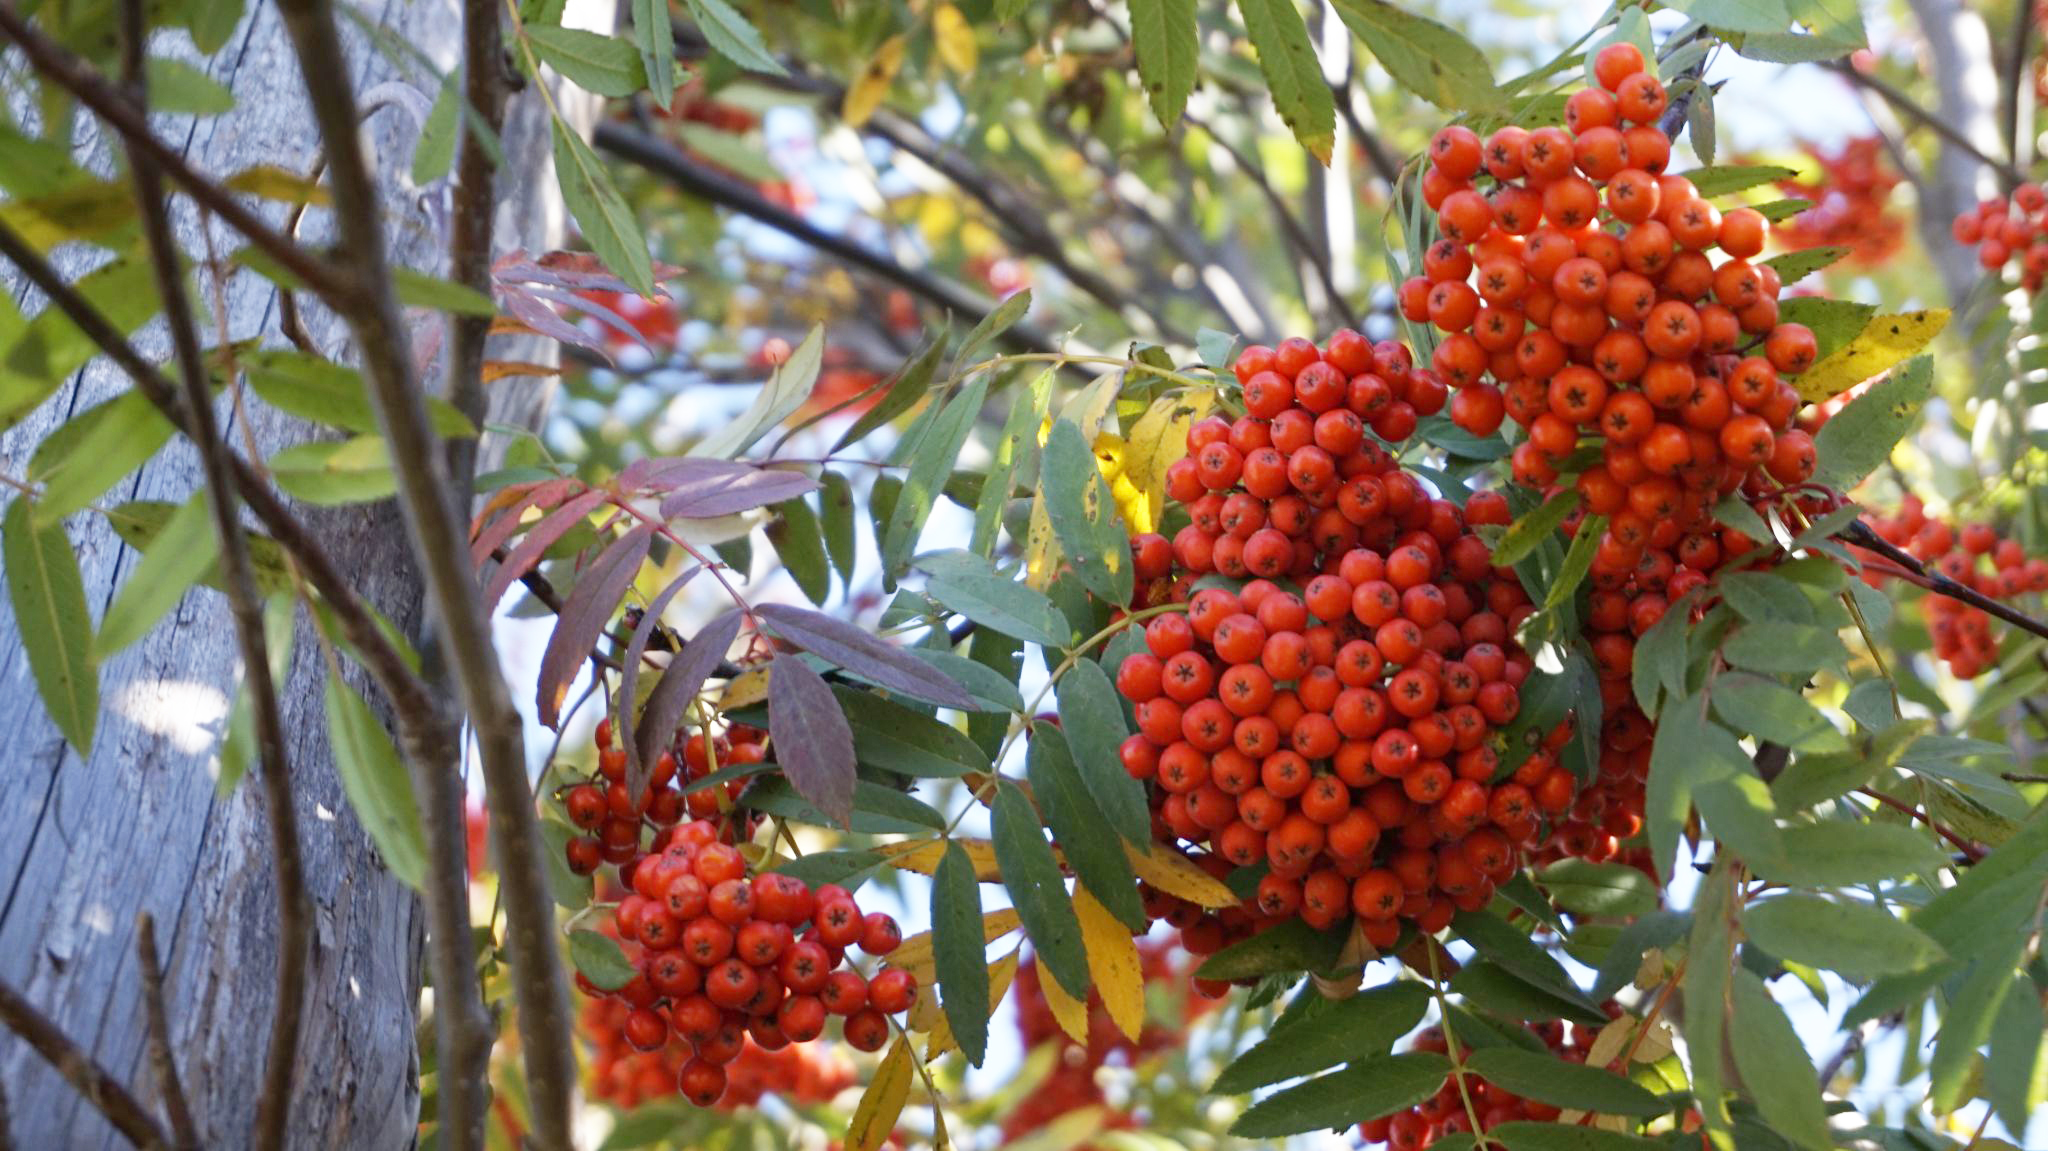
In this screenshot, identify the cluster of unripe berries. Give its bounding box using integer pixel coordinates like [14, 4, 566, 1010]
[564, 723, 916, 1108]
[1406, 41, 1819, 561]
[1118, 327, 1603, 960]
[1358, 1005, 1623, 1149]
[1950, 185, 2048, 293]
[559, 717, 766, 875]
[1860, 496, 2048, 679]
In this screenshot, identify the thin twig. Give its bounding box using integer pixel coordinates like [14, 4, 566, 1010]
[1185, 111, 1359, 330]
[2003, 0, 2036, 170]
[444, 0, 509, 503]
[1824, 61, 2028, 188]
[413, 7, 510, 1150]
[132, 914, 197, 1151]
[2003, 772, 2048, 783]
[114, 6, 310, 1145]
[1855, 787, 1983, 860]
[0, 4, 344, 300]
[271, 1, 574, 1144]
[0, 980, 172, 1150]
[591, 122, 1062, 357]
[1844, 520, 2048, 643]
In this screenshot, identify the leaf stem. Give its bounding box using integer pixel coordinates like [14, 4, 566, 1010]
[1423, 937, 1495, 1151]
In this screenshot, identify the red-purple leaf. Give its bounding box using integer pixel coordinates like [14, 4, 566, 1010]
[469, 476, 578, 568]
[618, 456, 756, 494]
[525, 285, 654, 351]
[482, 486, 614, 612]
[767, 654, 856, 828]
[498, 286, 617, 361]
[659, 467, 820, 519]
[536, 523, 655, 728]
[618, 564, 701, 800]
[754, 603, 975, 710]
[635, 608, 745, 776]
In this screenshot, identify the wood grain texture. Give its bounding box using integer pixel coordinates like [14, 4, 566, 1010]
[0, 0, 589, 1145]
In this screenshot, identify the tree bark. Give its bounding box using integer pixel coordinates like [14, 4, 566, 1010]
[0, 1, 592, 1146]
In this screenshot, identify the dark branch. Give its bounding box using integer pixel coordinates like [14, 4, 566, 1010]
[0, 979, 172, 1150]
[416, 6, 509, 1150]
[444, 0, 510, 504]
[0, 4, 345, 300]
[132, 914, 198, 1151]
[2003, 0, 2035, 172]
[1843, 519, 2048, 643]
[271, 2, 574, 1145]
[592, 121, 1062, 357]
[115, 8, 309, 1145]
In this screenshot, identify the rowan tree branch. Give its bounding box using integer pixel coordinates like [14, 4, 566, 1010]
[0, 3, 345, 301]
[132, 914, 197, 1151]
[270, 3, 574, 1147]
[1844, 519, 2048, 643]
[1186, 110, 1360, 331]
[592, 120, 1062, 357]
[2003, 0, 2035, 170]
[0, 979, 172, 1151]
[445, 0, 510, 504]
[412, 8, 510, 1151]
[114, 10, 309, 1146]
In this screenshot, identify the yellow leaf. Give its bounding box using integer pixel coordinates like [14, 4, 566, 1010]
[1039, 958, 1092, 1044]
[845, 1035, 915, 1151]
[933, 3, 977, 73]
[1790, 308, 1950, 403]
[718, 664, 770, 710]
[1120, 389, 1216, 537]
[1060, 373, 1121, 440]
[223, 164, 332, 206]
[481, 360, 559, 383]
[891, 908, 1023, 986]
[842, 35, 906, 128]
[1022, 489, 1060, 591]
[1124, 842, 1240, 909]
[1093, 431, 1154, 535]
[876, 837, 1004, 881]
[1074, 885, 1143, 1041]
[923, 948, 1021, 1058]
[0, 181, 134, 250]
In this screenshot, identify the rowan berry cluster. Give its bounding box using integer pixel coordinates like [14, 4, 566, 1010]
[563, 721, 916, 1108]
[1358, 1006, 1622, 1149]
[1860, 496, 2048, 679]
[1406, 41, 1819, 535]
[1950, 184, 2048, 293]
[581, 992, 858, 1109]
[1769, 136, 1904, 266]
[1001, 943, 1216, 1144]
[560, 717, 766, 875]
[1115, 329, 1591, 960]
